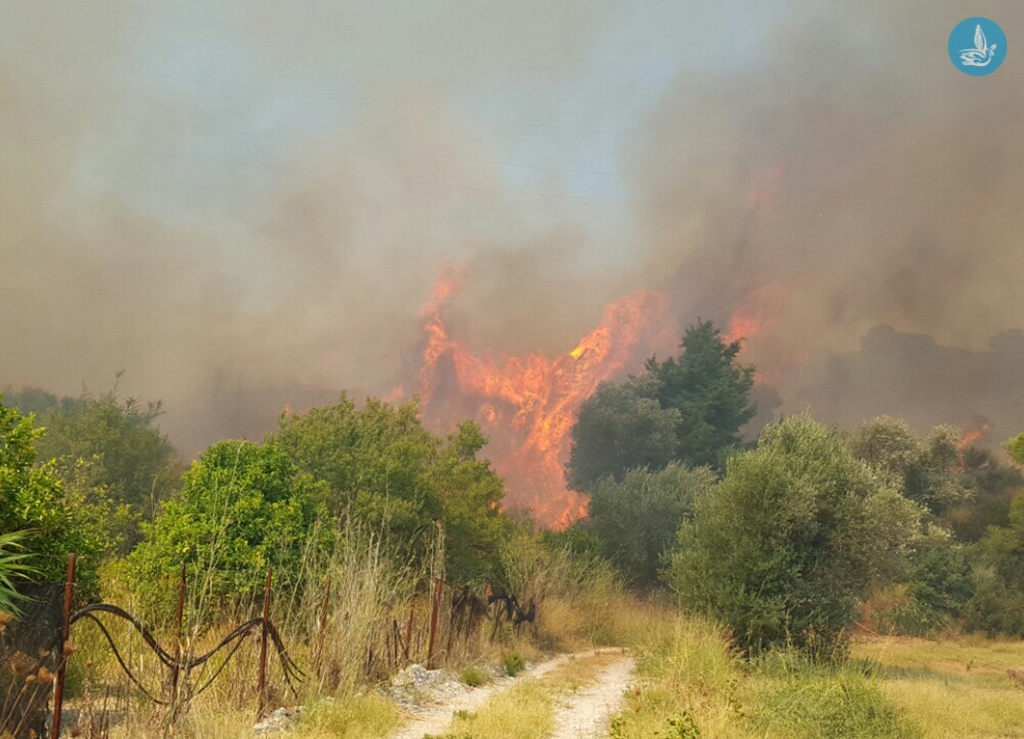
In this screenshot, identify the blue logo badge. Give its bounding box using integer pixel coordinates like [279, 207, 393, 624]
[949, 18, 1006, 76]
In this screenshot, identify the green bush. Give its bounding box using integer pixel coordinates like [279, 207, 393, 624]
[127, 439, 329, 619]
[750, 655, 921, 739]
[460, 665, 487, 687]
[273, 394, 512, 583]
[0, 395, 118, 598]
[503, 652, 525, 676]
[666, 415, 923, 658]
[587, 465, 716, 588]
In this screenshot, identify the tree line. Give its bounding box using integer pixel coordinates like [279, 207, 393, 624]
[2, 320, 1024, 659]
[565, 321, 1024, 656]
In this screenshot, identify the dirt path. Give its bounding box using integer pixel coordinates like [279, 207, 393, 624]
[388, 649, 634, 739]
[549, 657, 636, 739]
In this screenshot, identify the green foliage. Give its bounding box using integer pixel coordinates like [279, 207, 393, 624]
[567, 320, 755, 492]
[0, 386, 60, 416]
[567, 375, 680, 491]
[30, 386, 181, 530]
[611, 712, 702, 739]
[646, 320, 756, 470]
[962, 567, 1024, 637]
[0, 531, 38, 615]
[906, 530, 974, 616]
[666, 415, 922, 658]
[539, 524, 602, 559]
[964, 492, 1024, 637]
[127, 439, 329, 617]
[848, 416, 969, 516]
[0, 394, 117, 597]
[502, 651, 525, 676]
[1005, 433, 1024, 466]
[945, 446, 1023, 542]
[750, 654, 921, 739]
[460, 665, 487, 686]
[273, 394, 511, 583]
[587, 465, 716, 587]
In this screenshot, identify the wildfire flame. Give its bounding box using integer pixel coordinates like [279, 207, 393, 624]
[957, 417, 993, 450]
[413, 268, 671, 529]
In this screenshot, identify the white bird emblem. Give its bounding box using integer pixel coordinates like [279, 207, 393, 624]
[960, 25, 997, 67]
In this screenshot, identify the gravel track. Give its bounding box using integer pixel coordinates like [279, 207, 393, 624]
[387, 649, 634, 739]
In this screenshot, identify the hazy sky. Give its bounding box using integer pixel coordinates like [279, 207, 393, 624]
[3, 0, 1023, 451]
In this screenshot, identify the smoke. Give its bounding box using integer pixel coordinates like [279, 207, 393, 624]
[626, 0, 1024, 440]
[2, 0, 1023, 458]
[0, 1, 629, 452]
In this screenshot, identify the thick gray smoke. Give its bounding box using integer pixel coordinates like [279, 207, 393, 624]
[627, 0, 1024, 441]
[2, 0, 1023, 455]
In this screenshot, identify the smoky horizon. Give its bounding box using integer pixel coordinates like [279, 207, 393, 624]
[3, 0, 1022, 523]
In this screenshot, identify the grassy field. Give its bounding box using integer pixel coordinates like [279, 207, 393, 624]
[607, 601, 1024, 739]
[56, 582, 1024, 739]
[852, 635, 1024, 739]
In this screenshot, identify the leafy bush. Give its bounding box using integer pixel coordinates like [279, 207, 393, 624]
[0, 394, 119, 597]
[587, 464, 715, 587]
[29, 386, 181, 531]
[666, 415, 923, 658]
[0, 531, 37, 615]
[127, 439, 329, 619]
[273, 394, 512, 583]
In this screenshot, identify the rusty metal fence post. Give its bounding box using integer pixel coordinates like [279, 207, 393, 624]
[170, 564, 186, 702]
[426, 577, 444, 670]
[50, 553, 77, 739]
[257, 568, 272, 719]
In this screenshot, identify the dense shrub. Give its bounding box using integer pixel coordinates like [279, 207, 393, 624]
[127, 439, 329, 618]
[666, 415, 922, 658]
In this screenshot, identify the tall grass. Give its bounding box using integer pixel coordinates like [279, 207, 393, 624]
[499, 535, 622, 651]
[605, 602, 924, 739]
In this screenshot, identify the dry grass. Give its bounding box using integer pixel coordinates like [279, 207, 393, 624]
[438, 650, 620, 739]
[499, 536, 623, 653]
[852, 635, 1024, 738]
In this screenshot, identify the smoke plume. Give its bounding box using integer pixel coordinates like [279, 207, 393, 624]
[2, 0, 1023, 463]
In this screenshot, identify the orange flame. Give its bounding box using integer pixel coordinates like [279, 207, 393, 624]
[723, 283, 789, 347]
[957, 418, 993, 450]
[413, 271, 671, 529]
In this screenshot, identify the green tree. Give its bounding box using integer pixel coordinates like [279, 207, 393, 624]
[647, 320, 756, 470]
[127, 439, 328, 617]
[567, 320, 756, 492]
[587, 464, 716, 587]
[272, 394, 511, 583]
[1005, 433, 1024, 466]
[666, 415, 922, 658]
[0, 394, 124, 597]
[567, 375, 680, 491]
[848, 417, 968, 517]
[960, 439, 1024, 636]
[945, 446, 1022, 542]
[33, 390, 181, 529]
[0, 386, 60, 416]
[965, 493, 1024, 637]
[426, 421, 513, 583]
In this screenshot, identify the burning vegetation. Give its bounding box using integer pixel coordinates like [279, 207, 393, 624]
[409, 268, 674, 528]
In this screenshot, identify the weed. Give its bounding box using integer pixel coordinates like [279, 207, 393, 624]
[503, 652, 525, 677]
[460, 666, 487, 687]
